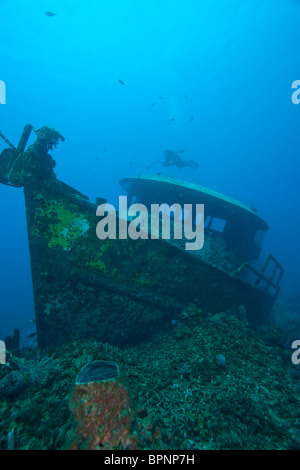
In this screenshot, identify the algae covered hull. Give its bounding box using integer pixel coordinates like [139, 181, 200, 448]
[0, 126, 282, 348]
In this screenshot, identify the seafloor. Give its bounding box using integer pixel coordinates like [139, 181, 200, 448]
[0, 304, 299, 450]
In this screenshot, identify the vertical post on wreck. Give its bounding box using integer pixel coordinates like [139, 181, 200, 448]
[16, 124, 34, 154]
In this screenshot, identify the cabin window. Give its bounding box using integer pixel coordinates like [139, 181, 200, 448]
[254, 229, 265, 248]
[209, 217, 226, 233]
[204, 215, 212, 228]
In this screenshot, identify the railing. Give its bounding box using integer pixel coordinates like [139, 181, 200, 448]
[232, 254, 284, 298]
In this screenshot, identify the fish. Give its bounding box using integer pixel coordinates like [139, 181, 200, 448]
[189, 115, 194, 121]
[159, 96, 163, 100]
[118, 79, 125, 85]
[151, 102, 156, 107]
[169, 118, 176, 121]
[184, 94, 187, 99]
[179, 149, 185, 154]
[45, 11, 56, 17]
[27, 332, 36, 338]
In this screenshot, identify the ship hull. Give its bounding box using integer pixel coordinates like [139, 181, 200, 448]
[24, 178, 274, 348]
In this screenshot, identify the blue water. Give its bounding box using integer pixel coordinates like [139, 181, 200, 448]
[0, 0, 300, 343]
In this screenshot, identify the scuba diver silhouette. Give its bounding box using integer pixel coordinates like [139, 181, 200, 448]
[146, 150, 198, 171]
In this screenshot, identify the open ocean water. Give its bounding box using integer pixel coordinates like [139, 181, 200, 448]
[0, 0, 300, 452]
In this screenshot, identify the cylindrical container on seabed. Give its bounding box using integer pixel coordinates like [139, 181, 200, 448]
[68, 360, 137, 450]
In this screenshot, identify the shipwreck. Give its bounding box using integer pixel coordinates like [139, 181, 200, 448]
[0, 125, 283, 348]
